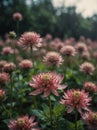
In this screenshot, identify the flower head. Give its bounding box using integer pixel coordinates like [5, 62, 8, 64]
[29, 72, 67, 97]
[43, 52, 63, 67]
[80, 62, 95, 75]
[60, 45, 75, 56]
[19, 59, 33, 69]
[3, 62, 16, 73]
[18, 32, 42, 49]
[0, 72, 10, 85]
[81, 51, 90, 60]
[9, 31, 16, 39]
[75, 42, 87, 53]
[60, 89, 91, 114]
[93, 52, 97, 59]
[13, 12, 23, 21]
[82, 111, 97, 130]
[8, 115, 40, 130]
[0, 89, 6, 101]
[1, 47, 13, 55]
[0, 60, 7, 68]
[84, 82, 97, 93]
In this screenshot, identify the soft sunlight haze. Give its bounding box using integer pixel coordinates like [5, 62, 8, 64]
[53, 0, 97, 17]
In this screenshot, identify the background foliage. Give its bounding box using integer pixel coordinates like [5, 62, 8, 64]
[0, 0, 97, 40]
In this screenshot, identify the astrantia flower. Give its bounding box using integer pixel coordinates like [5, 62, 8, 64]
[60, 89, 91, 114]
[3, 62, 16, 73]
[1, 47, 13, 55]
[43, 52, 64, 67]
[60, 45, 75, 56]
[29, 72, 67, 97]
[0, 60, 7, 68]
[75, 42, 87, 53]
[13, 12, 23, 21]
[82, 111, 97, 130]
[93, 52, 97, 59]
[18, 32, 42, 49]
[80, 62, 95, 75]
[8, 115, 40, 130]
[0, 72, 10, 85]
[84, 82, 97, 93]
[0, 89, 5, 101]
[19, 59, 33, 69]
[81, 51, 90, 60]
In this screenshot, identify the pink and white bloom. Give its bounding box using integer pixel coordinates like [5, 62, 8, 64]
[18, 32, 42, 49]
[84, 82, 97, 93]
[19, 59, 33, 69]
[13, 12, 23, 21]
[43, 52, 64, 67]
[75, 42, 87, 53]
[29, 72, 67, 97]
[60, 45, 75, 56]
[1, 47, 13, 55]
[0, 89, 5, 101]
[82, 111, 97, 130]
[8, 115, 40, 130]
[0, 72, 10, 84]
[80, 62, 95, 75]
[3, 62, 16, 72]
[60, 89, 91, 114]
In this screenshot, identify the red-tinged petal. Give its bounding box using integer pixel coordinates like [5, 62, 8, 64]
[44, 90, 50, 97]
[30, 88, 43, 95]
[58, 85, 67, 90]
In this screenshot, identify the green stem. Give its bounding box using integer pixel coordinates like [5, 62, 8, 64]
[10, 73, 13, 118]
[48, 96, 54, 130]
[75, 111, 78, 130]
[16, 21, 19, 36]
[30, 46, 37, 108]
[13, 40, 17, 64]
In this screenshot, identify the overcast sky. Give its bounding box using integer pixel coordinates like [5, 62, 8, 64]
[53, 0, 97, 17]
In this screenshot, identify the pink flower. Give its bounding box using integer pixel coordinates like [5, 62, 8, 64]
[0, 72, 10, 84]
[45, 34, 52, 40]
[3, 62, 16, 72]
[13, 12, 23, 21]
[75, 42, 87, 53]
[18, 32, 42, 49]
[80, 62, 95, 75]
[29, 72, 67, 97]
[8, 115, 40, 130]
[84, 82, 97, 93]
[0, 89, 5, 101]
[93, 52, 97, 59]
[82, 111, 97, 130]
[19, 59, 33, 69]
[60, 45, 75, 56]
[81, 51, 90, 60]
[43, 52, 64, 67]
[0, 60, 7, 68]
[60, 89, 91, 114]
[1, 47, 13, 55]
[56, 42, 64, 50]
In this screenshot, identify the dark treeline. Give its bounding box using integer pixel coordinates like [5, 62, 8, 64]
[0, 0, 97, 40]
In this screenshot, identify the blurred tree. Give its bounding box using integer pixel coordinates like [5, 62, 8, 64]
[0, 0, 96, 40]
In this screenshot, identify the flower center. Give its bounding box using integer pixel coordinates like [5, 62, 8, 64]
[73, 91, 81, 97]
[93, 114, 97, 120]
[17, 118, 25, 126]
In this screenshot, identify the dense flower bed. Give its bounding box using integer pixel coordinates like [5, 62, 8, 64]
[0, 12, 97, 130]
